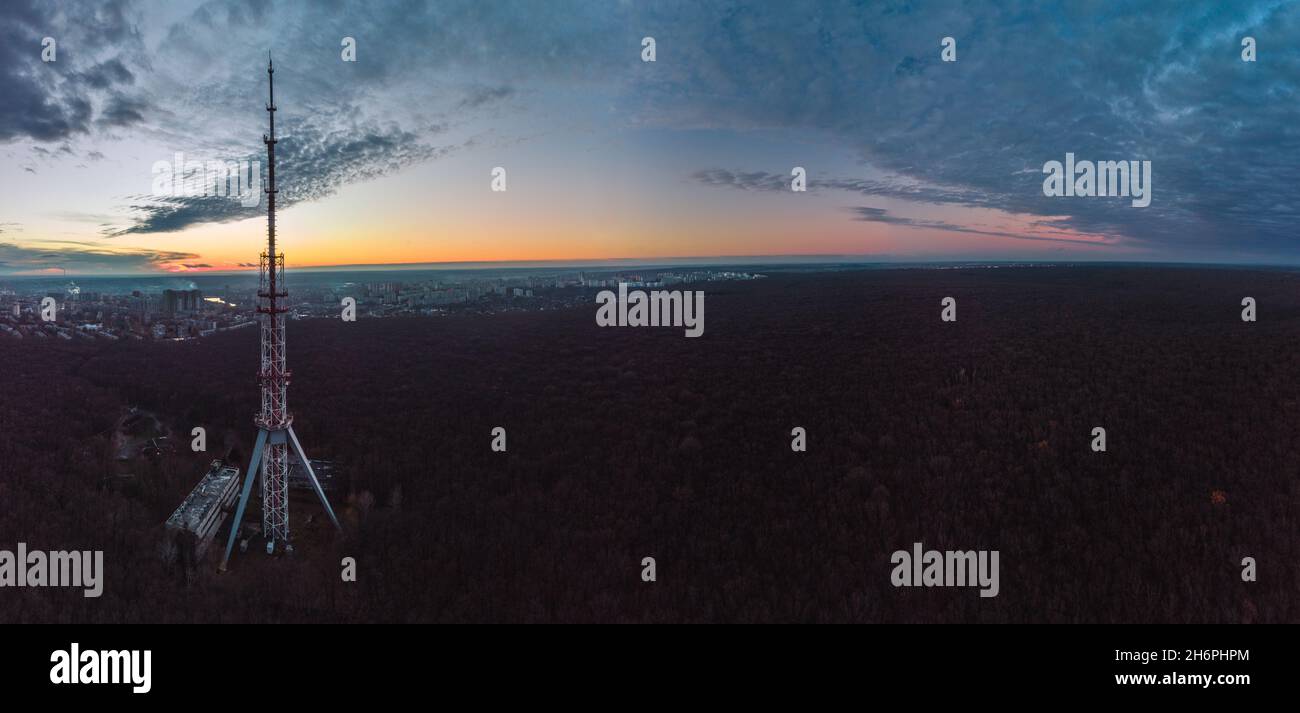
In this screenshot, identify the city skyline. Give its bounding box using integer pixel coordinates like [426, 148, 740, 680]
[2, 0, 1297, 275]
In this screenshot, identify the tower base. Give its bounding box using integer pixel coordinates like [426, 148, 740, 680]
[218, 425, 340, 571]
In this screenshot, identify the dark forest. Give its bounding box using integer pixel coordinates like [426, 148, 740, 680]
[0, 265, 1296, 623]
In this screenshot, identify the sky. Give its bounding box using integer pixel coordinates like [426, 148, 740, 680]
[0, 0, 1296, 275]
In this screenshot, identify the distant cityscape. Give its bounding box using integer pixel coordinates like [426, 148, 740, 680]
[0, 266, 765, 342]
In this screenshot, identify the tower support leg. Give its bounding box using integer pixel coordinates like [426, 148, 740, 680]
[220, 428, 268, 571]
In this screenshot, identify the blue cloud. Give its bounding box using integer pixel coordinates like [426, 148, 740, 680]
[664, 1, 1299, 258]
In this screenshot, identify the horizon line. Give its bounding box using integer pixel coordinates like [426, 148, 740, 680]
[4, 254, 1298, 279]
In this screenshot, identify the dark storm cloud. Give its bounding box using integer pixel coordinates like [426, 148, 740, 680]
[111, 113, 463, 236]
[98, 95, 150, 128]
[847, 207, 1106, 246]
[692, 169, 790, 193]
[78, 58, 135, 89]
[693, 169, 999, 209]
[0, 0, 146, 142]
[458, 85, 515, 110]
[694, 168, 1104, 245]
[112, 194, 256, 236]
[0, 241, 200, 272]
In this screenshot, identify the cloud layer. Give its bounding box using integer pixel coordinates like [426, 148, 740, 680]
[0, 0, 147, 142]
[665, 1, 1300, 258]
[0, 240, 199, 272]
[2, 0, 1298, 264]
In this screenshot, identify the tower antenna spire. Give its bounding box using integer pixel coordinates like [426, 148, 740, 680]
[221, 57, 340, 570]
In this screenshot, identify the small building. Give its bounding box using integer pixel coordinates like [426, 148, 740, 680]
[287, 455, 341, 494]
[162, 460, 241, 562]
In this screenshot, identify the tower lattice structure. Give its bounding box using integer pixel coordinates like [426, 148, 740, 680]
[221, 58, 340, 569]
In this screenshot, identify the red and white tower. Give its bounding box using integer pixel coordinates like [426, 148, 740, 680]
[221, 58, 340, 570]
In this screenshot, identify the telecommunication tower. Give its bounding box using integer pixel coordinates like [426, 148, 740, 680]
[221, 58, 340, 570]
